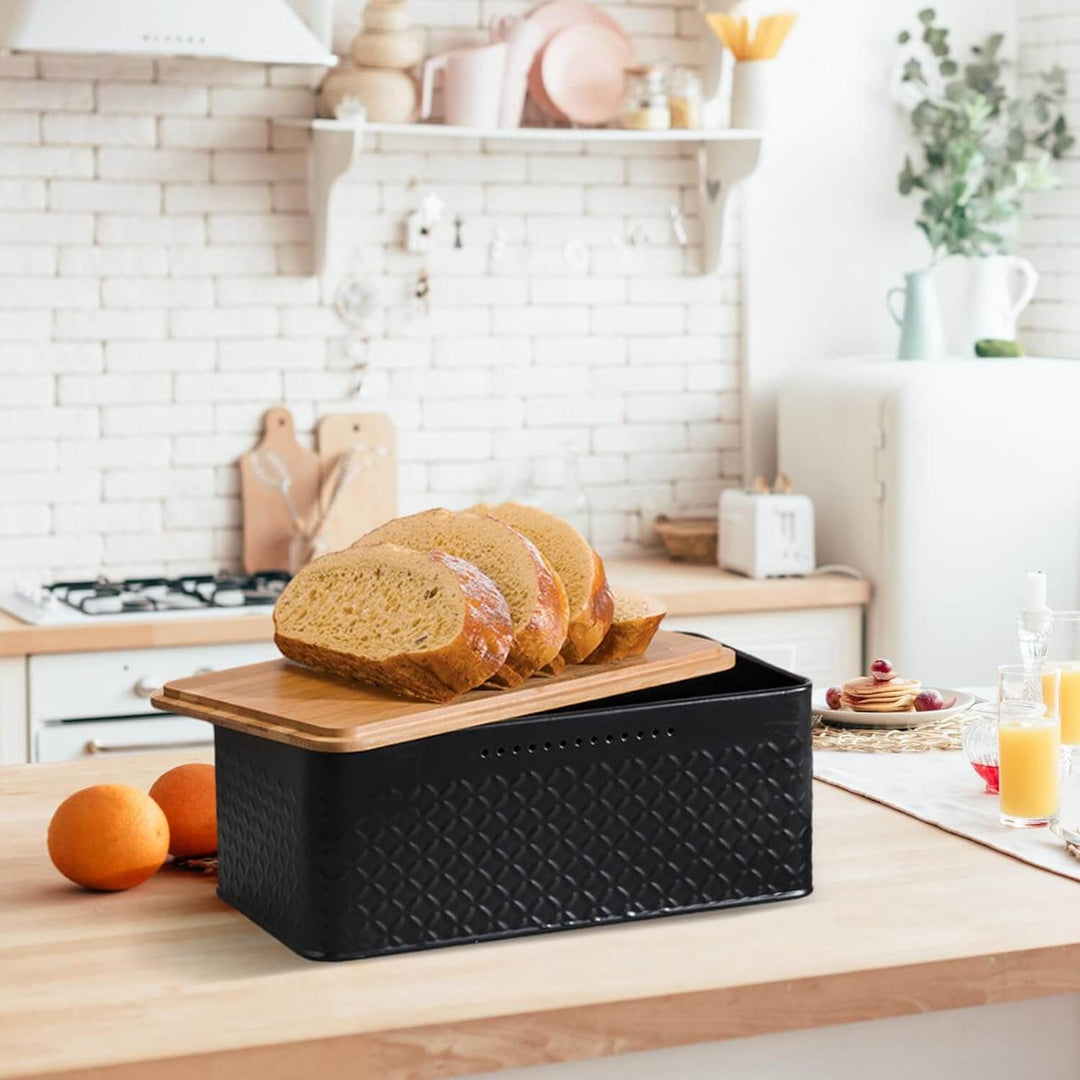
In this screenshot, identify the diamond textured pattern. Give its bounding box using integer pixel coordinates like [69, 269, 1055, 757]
[214, 655, 813, 961]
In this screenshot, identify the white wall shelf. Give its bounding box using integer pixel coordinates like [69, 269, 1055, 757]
[274, 119, 762, 276]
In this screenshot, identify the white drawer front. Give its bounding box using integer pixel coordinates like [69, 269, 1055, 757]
[29, 641, 278, 723]
[35, 715, 213, 763]
[662, 607, 863, 689]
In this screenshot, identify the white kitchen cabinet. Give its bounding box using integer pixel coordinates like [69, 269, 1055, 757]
[0, 657, 28, 765]
[663, 606, 863, 688]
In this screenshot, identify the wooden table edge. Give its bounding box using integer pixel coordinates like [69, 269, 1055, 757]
[14, 942, 1080, 1080]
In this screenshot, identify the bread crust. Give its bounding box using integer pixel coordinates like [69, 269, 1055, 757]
[583, 591, 665, 665]
[470, 502, 613, 667]
[559, 548, 614, 663]
[487, 543, 569, 687]
[273, 547, 512, 703]
[354, 509, 570, 687]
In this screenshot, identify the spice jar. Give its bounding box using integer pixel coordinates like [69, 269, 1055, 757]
[621, 65, 670, 131]
[667, 66, 702, 129]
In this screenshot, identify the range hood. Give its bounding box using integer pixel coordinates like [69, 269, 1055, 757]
[0, 0, 338, 66]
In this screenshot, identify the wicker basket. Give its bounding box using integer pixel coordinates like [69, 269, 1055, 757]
[653, 515, 718, 564]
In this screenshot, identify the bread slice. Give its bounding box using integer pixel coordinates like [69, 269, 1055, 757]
[471, 502, 614, 663]
[353, 509, 569, 687]
[583, 587, 666, 664]
[273, 544, 513, 703]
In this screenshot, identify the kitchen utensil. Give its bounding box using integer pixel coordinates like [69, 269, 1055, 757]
[240, 407, 321, 575]
[153, 644, 810, 963]
[812, 688, 974, 729]
[886, 266, 946, 360]
[540, 24, 633, 126]
[491, 14, 544, 128]
[420, 42, 508, 128]
[156, 631, 736, 752]
[524, 1, 631, 121]
[313, 412, 397, 553]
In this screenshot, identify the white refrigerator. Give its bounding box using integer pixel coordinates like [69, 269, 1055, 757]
[777, 358, 1080, 687]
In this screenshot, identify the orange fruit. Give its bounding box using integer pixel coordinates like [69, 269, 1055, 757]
[149, 763, 217, 858]
[48, 784, 169, 892]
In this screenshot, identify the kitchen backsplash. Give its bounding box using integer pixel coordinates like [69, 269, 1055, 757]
[0, 1, 742, 588]
[1018, 0, 1080, 357]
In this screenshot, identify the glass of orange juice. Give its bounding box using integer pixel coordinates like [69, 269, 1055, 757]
[1048, 613, 1080, 748]
[998, 663, 1060, 726]
[998, 700, 1060, 828]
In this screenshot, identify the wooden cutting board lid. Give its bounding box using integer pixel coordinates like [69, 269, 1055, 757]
[152, 631, 735, 754]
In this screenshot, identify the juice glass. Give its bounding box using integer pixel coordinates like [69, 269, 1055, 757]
[997, 663, 1060, 725]
[1048, 612, 1080, 747]
[998, 701, 1060, 828]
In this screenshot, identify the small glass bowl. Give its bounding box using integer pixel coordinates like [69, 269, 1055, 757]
[962, 702, 999, 794]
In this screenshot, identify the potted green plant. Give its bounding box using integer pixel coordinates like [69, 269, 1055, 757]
[893, 8, 1072, 356]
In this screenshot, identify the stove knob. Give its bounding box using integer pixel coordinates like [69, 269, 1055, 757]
[133, 677, 159, 699]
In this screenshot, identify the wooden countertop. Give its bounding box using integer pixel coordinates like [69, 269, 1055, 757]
[0, 559, 869, 657]
[3, 751, 1077, 1080]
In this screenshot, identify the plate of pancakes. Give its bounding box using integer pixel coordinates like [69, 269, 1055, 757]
[813, 660, 974, 729]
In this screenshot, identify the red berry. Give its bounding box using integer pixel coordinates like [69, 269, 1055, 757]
[870, 658, 896, 682]
[914, 689, 944, 712]
[825, 686, 843, 710]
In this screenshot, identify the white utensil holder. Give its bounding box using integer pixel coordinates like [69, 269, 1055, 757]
[731, 59, 775, 130]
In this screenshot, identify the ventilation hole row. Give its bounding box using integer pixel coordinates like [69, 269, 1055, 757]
[480, 727, 675, 759]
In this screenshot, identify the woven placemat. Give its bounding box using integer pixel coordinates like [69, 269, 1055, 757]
[812, 712, 966, 753]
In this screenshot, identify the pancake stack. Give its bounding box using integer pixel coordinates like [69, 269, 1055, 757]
[840, 675, 921, 713]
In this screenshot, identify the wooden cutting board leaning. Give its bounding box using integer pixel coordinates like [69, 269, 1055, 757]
[240, 408, 397, 573]
[152, 631, 736, 753]
[313, 412, 397, 559]
[239, 407, 321, 575]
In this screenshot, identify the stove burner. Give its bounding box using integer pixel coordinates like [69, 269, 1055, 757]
[44, 572, 290, 617]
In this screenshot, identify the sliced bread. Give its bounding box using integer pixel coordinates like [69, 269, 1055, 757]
[353, 508, 569, 686]
[583, 586, 666, 664]
[273, 543, 512, 703]
[471, 502, 614, 664]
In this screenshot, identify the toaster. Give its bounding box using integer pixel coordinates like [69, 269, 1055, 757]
[718, 488, 815, 578]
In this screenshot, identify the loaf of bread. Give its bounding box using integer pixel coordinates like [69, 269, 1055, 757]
[583, 587, 666, 664]
[471, 502, 614, 664]
[273, 544, 513, 703]
[353, 508, 569, 686]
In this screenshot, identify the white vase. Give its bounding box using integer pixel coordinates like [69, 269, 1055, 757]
[954, 254, 1038, 355]
[731, 60, 775, 130]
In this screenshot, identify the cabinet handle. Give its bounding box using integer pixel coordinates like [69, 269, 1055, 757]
[85, 738, 212, 755]
[132, 677, 159, 699]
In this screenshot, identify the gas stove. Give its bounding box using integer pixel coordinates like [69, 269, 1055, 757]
[0, 572, 290, 626]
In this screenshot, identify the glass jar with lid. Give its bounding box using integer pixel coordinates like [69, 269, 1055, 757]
[621, 65, 670, 131]
[667, 66, 702, 129]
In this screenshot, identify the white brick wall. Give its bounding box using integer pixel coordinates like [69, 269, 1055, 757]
[0, 6, 742, 586]
[1018, 2, 1080, 357]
